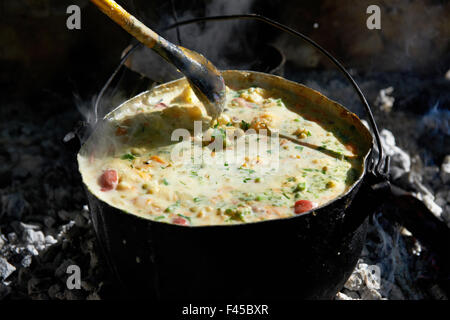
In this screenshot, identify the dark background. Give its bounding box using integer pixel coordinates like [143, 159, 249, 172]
[0, 0, 449, 300]
[1, 0, 449, 119]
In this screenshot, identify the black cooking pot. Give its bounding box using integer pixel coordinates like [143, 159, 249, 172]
[73, 15, 393, 300]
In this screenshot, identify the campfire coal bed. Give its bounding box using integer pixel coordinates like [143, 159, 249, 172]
[0, 4, 449, 301]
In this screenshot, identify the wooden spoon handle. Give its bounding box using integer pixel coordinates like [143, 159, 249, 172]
[90, 0, 164, 50]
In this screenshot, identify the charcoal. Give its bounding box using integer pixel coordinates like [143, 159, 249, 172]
[57, 210, 77, 222]
[27, 277, 51, 295]
[74, 214, 87, 228]
[1, 193, 30, 221]
[47, 283, 62, 300]
[0, 283, 12, 299]
[0, 257, 16, 280]
[86, 292, 101, 300]
[55, 259, 76, 279]
[63, 288, 86, 300]
[43, 216, 56, 228]
[17, 268, 31, 288]
[32, 292, 50, 300]
[80, 280, 95, 292]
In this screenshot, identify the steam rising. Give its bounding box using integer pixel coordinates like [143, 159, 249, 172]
[127, 0, 257, 81]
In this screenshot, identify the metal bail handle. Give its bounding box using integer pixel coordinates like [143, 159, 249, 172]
[166, 14, 388, 177]
[94, 14, 388, 178]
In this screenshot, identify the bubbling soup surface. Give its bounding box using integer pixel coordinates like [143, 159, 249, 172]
[78, 75, 367, 226]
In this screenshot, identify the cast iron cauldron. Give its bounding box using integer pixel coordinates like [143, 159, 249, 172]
[77, 70, 389, 300]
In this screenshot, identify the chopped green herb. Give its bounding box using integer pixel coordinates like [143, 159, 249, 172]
[162, 178, 169, 185]
[240, 120, 250, 131]
[295, 146, 304, 151]
[121, 153, 136, 161]
[275, 98, 283, 106]
[239, 167, 256, 174]
[164, 200, 180, 213]
[238, 193, 256, 201]
[212, 128, 226, 140]
[193, 197, 201, 203]
[224, 207, 249, 222]
[293, 182, 306, 193]
[155, 215, 165, 220]
[282, 192, 290, 199]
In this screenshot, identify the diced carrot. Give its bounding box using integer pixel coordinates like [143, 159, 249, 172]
[150, 155, 166, 164]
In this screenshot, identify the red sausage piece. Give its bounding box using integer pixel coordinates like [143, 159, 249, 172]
[99, 169, 118, 191]
[172, 217, 187, 225]
[294, 200, 317, 214]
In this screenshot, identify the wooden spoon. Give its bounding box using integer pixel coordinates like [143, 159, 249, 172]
[90, 0, 226, 119]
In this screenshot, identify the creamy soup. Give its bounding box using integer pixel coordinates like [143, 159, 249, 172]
[78, 74, 367, 226]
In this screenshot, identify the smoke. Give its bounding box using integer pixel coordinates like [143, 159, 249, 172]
[365, 212, 425, 299]
[126, 0, 258, 81]
[421, 101, 450, 137]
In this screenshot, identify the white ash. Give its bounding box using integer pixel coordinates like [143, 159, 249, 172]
[0, 257, 16, 281]
[375, 87, 395, 113]
[0, 112, 111, 300]
[380, 129, 411, 179]
[337, 127, 449, 300]
[380, 128, 448, 225]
